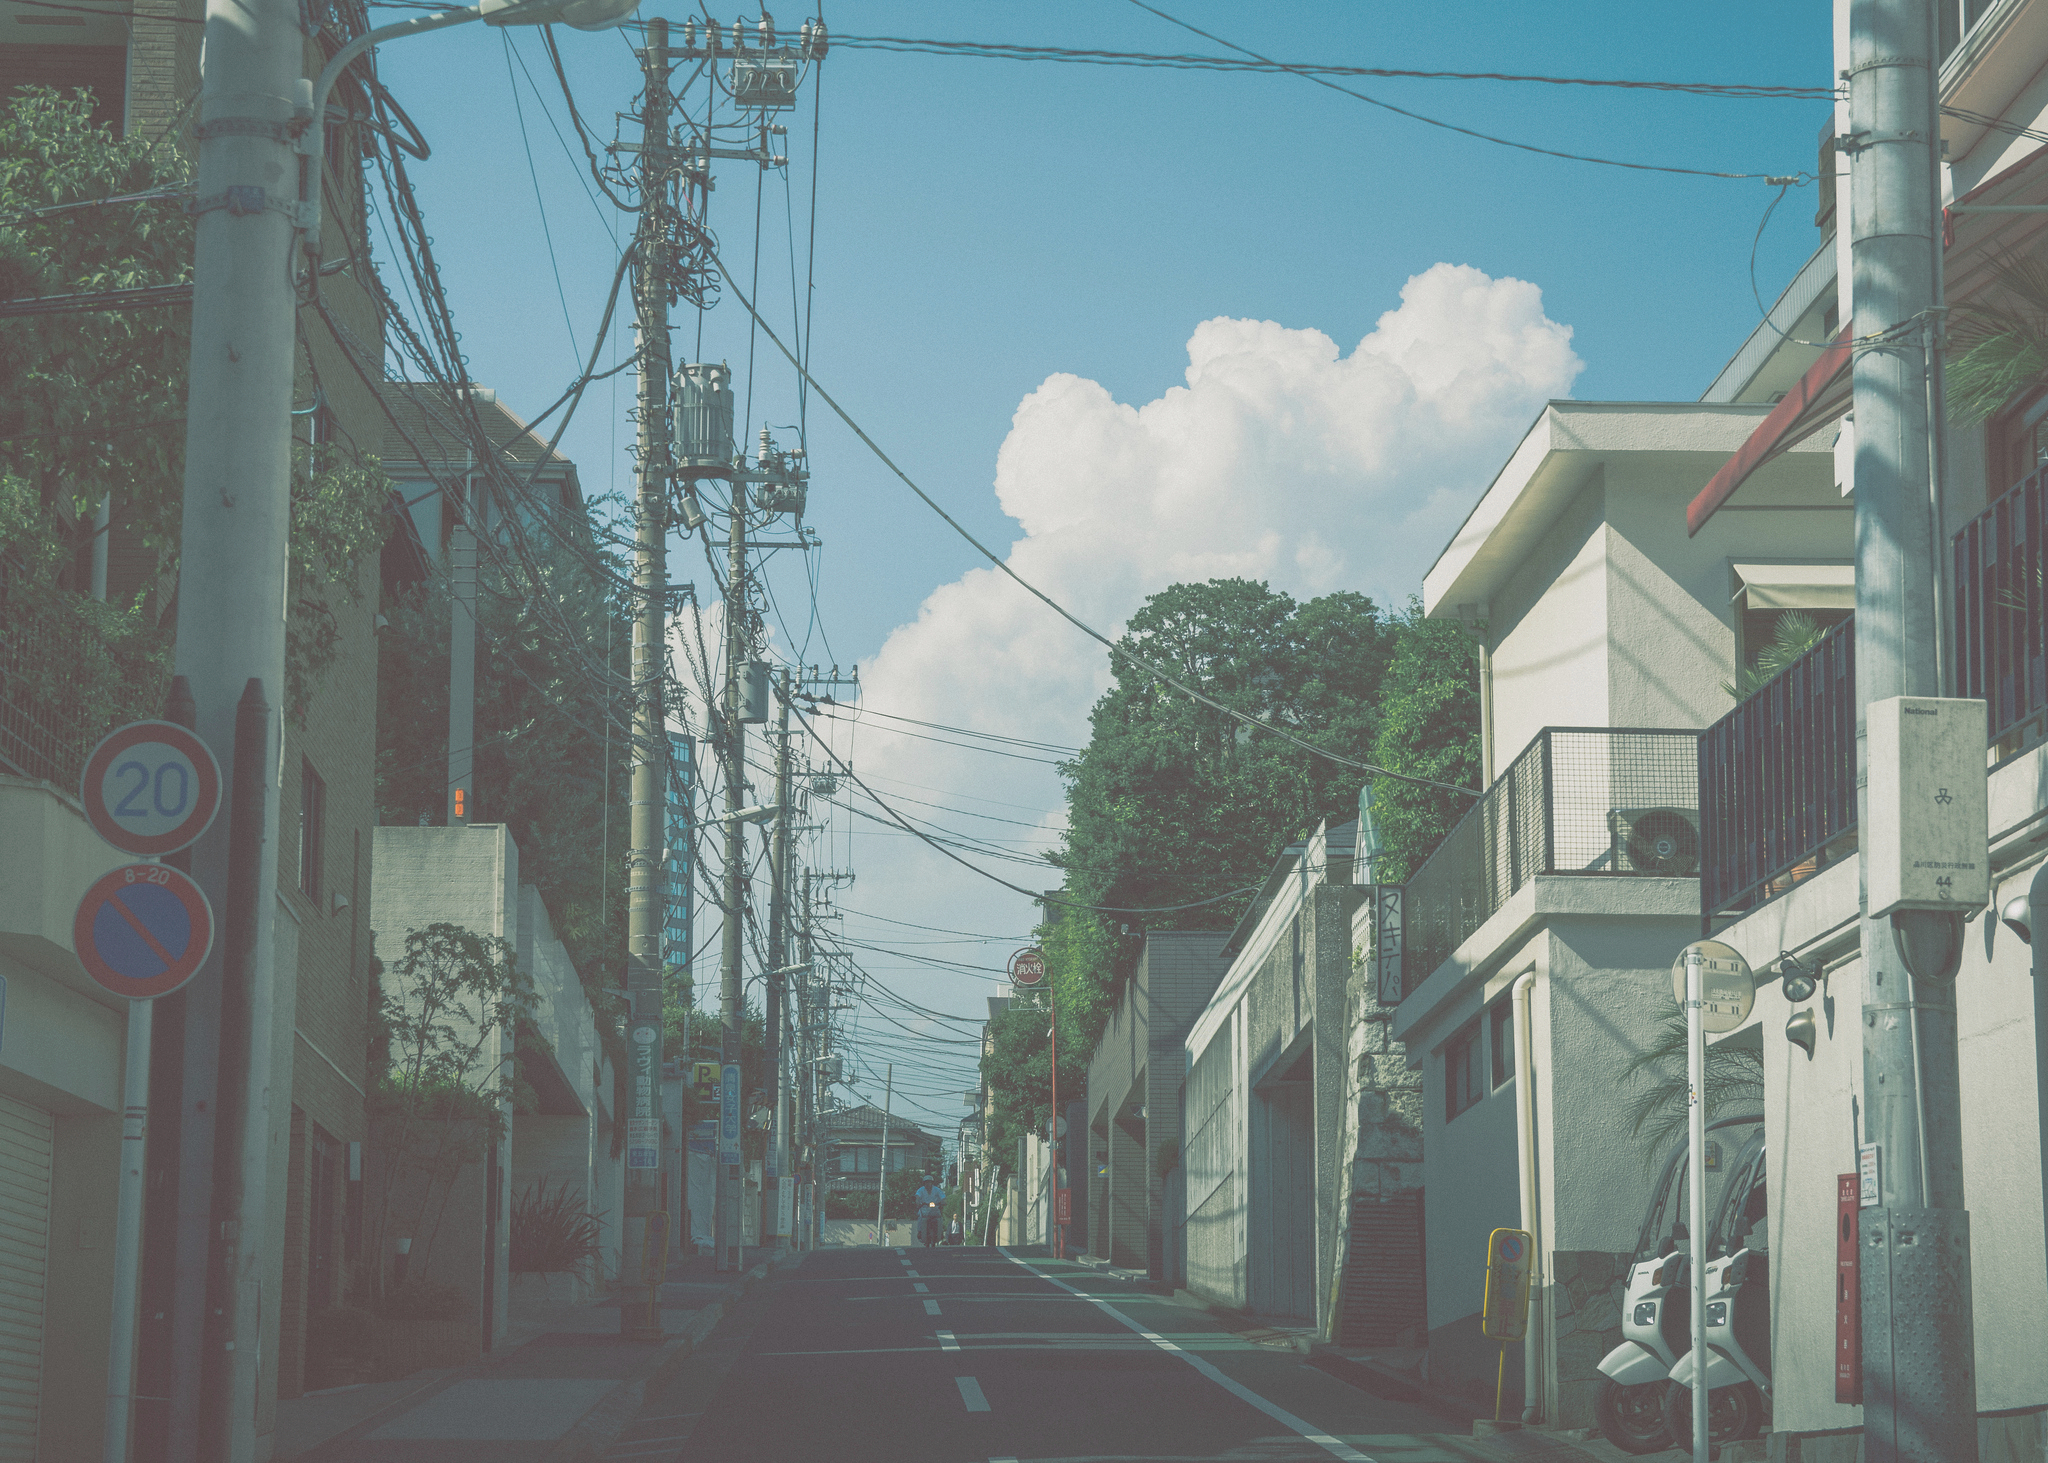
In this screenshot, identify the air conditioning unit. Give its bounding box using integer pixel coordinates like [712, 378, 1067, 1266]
[1609, 807, 1701, 876]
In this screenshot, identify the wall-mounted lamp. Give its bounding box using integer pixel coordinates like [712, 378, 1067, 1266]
[2002, 894, 2033, 946]
[1786, 1008, 1818, 1059]
[1778, 951, 1817, 1003]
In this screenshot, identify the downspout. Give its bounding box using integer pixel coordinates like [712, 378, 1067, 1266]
[1511, 967, 1542, 1422]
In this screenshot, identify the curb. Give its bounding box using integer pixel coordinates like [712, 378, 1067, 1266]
[1304, 1341, 1485, 1423]
[540, 1257, 781, 1463]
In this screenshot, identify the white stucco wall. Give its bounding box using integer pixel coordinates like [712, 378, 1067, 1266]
[1489, 478, 1609, 767]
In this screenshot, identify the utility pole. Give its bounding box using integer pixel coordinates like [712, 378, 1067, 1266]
[718, 459, 750, 1272]
[161, 0, 298, 1452]
[874, 1064, 894, 1244]
[764, 670, 792, 1247]
[447, 453, 477, 825]
[622, 14, 673, 1339]
[1847, 0, 1978, 1458]
[800, 870, 819, 1250]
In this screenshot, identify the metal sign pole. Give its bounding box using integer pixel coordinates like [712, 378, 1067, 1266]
[1686, 946, 1707, 1463]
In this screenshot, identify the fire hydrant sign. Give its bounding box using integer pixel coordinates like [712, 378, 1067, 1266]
[73, 863, 214, 1000]
[79, 721, 222, 857]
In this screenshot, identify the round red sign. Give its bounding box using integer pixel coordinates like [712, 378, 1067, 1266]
[1009, 947, 1046, 986]
[73, 863, 215, 1000]
[79, 720, 222, 858]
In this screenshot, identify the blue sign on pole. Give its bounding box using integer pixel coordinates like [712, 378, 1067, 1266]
[719, 1062, 742, 1165]
[72, 863, 214, 1000]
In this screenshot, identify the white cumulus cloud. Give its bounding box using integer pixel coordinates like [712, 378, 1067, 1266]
[754, 264, 1581, 1111]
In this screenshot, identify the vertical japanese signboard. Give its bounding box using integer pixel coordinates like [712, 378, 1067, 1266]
[1837, 1173, 1861, 1403]
[627, 1022, 660, 1170]
[719, 1062, 742, 1165]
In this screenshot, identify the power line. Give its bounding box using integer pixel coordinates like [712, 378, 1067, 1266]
[708, 251, 1483, 799]
[1120, 0, 1804, 181]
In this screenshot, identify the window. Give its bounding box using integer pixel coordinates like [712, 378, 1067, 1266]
[838, 1147, 855, 1174]
[1994, 389, 2048, 493]
[299, 760, 326, 902]
[1446, 1020, 1484, 1122]
[1490, 999, 1516, 1089]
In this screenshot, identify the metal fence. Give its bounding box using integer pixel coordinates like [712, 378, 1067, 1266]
[1698, 616, 1856, 923]
[1953, 467, 2047, 753]
[1399, 728, 1700, 995]
[0, 584, 166, 792]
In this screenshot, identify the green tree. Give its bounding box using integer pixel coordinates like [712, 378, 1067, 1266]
[1946, 252, 2048, 424]
[1621, 1006, 1766, 1162]
[363, 923, 539, 1305]
[1366, 599, 1483, 882]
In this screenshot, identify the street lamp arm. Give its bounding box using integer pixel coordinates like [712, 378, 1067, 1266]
[297, 7, 482, 257]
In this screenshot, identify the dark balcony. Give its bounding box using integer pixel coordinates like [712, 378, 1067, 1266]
[1953, 467, 2048, 757]
[1698, 616, 1857, 923]
[1398, 728, 1701, 998]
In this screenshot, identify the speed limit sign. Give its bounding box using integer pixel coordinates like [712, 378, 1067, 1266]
[79, 721, 222, 857]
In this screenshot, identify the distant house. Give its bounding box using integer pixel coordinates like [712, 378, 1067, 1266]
[818, 1104, 943, 1202]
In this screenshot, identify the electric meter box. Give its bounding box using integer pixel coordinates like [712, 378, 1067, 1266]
[1866, 696, 1988, 917]
[674, 363, 734, 478]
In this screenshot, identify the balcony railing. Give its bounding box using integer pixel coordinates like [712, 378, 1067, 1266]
[1398, 728, 1701, 997]
[1953, 467, 2047, 754]
[1698, 616, 1856, 923]
[0, 573, 168, 791]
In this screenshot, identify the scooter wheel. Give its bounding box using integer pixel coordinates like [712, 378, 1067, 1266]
[1595, 1377, 1676, 1454]
[1663, 1380, 1764, 1445]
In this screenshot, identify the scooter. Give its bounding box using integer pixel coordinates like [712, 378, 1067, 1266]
[1665, 1128, 1771, 1445]
[1594, 1114, 1762, 1455]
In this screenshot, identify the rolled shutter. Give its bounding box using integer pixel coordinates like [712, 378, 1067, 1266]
[0, 1095, 52, 1461]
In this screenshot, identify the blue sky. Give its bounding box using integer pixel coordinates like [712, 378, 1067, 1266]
[378, 0, 1832, 655]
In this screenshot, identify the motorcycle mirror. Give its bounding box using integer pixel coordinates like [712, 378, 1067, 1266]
[1786, 1006, 1818, 1059]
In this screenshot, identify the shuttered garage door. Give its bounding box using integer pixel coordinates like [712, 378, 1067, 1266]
[0, 1095, 51, 1461]
[1336, 1189, 1424, 1347]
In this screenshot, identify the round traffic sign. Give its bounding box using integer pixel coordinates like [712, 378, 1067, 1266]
[1671, 939, 1756, 1034]
[79, 721, 221, 857]
[1009, 947, 1046, 986]
[72, 863, 215, 1000]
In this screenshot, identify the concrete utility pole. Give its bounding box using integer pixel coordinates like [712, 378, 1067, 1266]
[447, 453, 478, 825]
[1847, 0, 1978, 1456]
[163, 0, 298, 1452]
[622, 14, 673, 1338]
[875, 1064, 894, 1243]
[719, 471, 750, 1271]
[800, 870, 819, 1249]
[764, 670, 792, 1246]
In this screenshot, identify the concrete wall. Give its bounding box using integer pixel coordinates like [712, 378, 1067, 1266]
[1179, 827, 1359, 1332]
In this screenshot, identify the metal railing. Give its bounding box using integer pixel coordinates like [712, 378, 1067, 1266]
[0, 579, 167, 792]
[1399, 728, 1700, 996]
[1953, 467, 2047, 755]
[1698, 616, 1857, 923]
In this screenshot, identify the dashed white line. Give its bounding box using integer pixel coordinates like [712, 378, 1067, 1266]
[998, 1248, 1376, 1463]
[904, 1269, 921, 1278]
[924, 1299, 942, 1315]
[956, 1376, 990, 1412]
[913, 1282, 929, 1293]
[937, 1329, 959, 1351]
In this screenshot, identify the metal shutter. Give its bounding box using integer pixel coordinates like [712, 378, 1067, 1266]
[0, 1095, 50, 1461]
[1335, 1189, 1424, 1347]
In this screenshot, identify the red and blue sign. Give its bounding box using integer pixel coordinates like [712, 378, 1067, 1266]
[79, 721, 221, 858]
[72, 863, 214, 1000]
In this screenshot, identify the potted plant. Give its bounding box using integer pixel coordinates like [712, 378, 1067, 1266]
[510, 1179, 606, 1304]
[305, 1306, 379, 1390]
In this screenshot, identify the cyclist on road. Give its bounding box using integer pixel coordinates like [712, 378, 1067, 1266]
[914, 1172, 946, 1247]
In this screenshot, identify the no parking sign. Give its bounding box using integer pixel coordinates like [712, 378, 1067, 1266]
[72, 863, 214, 1000]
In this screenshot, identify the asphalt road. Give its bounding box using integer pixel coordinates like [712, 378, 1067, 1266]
[598, 1245, 1518, 1463]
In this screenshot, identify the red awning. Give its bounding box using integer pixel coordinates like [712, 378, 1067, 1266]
[1686, 323, 1854, 537]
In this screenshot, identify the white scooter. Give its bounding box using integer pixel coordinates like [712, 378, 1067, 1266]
[1595, 1115, 1762, 1454]
[1665, 1129, 1770, 1444]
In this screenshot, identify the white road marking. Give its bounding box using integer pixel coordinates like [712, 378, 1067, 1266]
[895, 1248, 906, 1255]
[997, 1248, 1377, 1463]
[913, 1283, 929, 1293]
[990, 1457, 1019, 1463]
[937, 1329, 959, 1351]
[924, 1299, 942, 1315]
[904, 1269, 921, 1278]
[956, 1376, 990, 1412]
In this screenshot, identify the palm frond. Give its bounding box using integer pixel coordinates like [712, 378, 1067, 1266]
[1620, 1010, 1765, 1167]
[1948, 251, 2048, 424]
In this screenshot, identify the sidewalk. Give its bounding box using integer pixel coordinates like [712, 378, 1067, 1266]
[276, 1248, 783, 1461]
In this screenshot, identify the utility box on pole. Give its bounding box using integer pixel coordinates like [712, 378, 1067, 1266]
[1865, 697, 1988, 918]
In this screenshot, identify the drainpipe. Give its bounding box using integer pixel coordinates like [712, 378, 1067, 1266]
[1511, 967, 1542, 1422]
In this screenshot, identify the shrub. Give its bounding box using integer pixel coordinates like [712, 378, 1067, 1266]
[509, 1180, 605, 1274]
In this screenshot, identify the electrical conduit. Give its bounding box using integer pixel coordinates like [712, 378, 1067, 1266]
[1511, 967, 1542, 1423]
